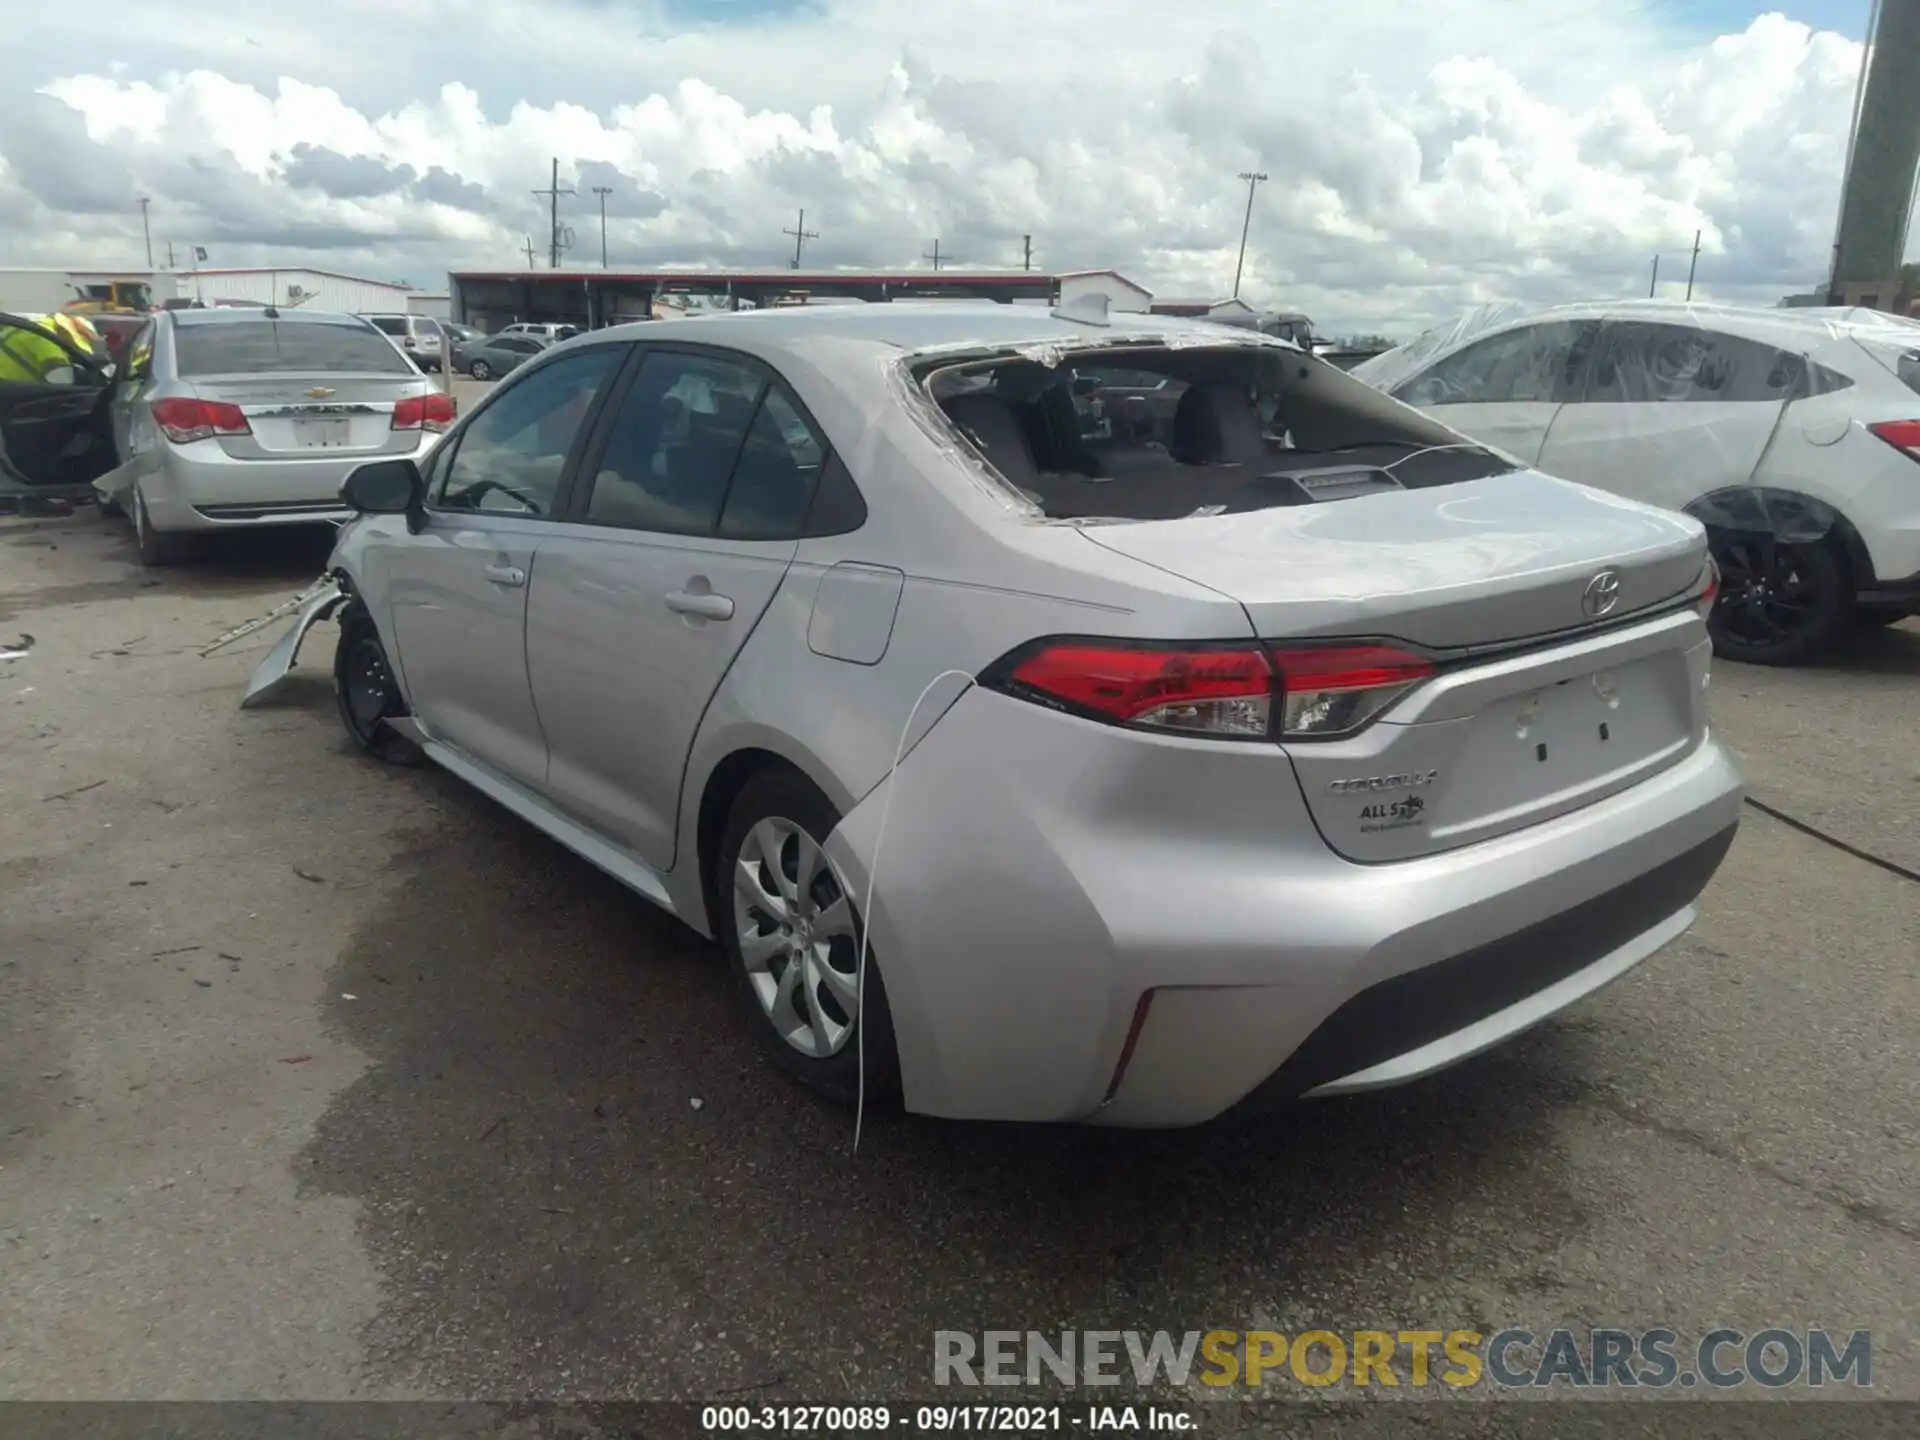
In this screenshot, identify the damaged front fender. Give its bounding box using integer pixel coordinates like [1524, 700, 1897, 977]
[239, 576, 347, 710]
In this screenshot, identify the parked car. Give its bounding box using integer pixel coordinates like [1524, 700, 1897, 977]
[499, 321, 582, 343]
[244, 305, 1742, 1126]
[441, 321, 480, 346]
[1351, 301, 1920, 663]
[95, 307, 452, 565]
[453, 331, 551, 381]
[359, 312, 446, 370]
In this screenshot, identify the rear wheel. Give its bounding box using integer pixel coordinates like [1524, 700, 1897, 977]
[131, 485, 186, 567]
[333, 607, 422, 765]
[1707, 534, 1852, 666]
[715, 770, 899, 1104]
[468, 359, 492, 380]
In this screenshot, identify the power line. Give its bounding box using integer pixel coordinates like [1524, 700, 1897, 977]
[533, 158, 576, 269]
[783, 207, 819, 269]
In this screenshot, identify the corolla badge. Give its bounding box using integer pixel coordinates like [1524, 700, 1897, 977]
[1327, 770, 1438, 795]
[1582, 569, 1622, 618]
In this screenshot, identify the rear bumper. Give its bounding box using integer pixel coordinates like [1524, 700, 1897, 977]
[823, 688, 1745, 1128]
[135, 437, 434, 532]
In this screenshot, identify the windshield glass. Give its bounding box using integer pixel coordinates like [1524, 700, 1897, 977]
[174, 319, 416, 376]
[923, 344, 1514, 521]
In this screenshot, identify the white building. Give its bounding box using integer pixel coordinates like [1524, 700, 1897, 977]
[177, 267, 417, 314]
[1054, 269, 1154, 314]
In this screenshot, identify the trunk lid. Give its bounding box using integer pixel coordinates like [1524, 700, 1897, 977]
[1076, 470, 1706, 649]
[1079, 470, 1714, 863]
[187, 374, 427, 461]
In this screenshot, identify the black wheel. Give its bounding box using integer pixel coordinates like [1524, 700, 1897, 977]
[131, 485, 186, 567]
[1707, 534, 1853, 666]
[333, 607, 423, 765]
[469, 359, 492, 380]
[715, 769, 900, 1104]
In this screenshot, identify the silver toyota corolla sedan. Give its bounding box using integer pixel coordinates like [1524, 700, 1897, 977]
[96, 307, 451, 565]
[244, 303, 1744, 1127]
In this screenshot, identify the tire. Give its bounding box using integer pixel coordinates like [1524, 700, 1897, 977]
[715, 769, 900, 1104]
[333, 606, 423, 766]
[469, 359, 492, 380]
[131, 485, 186, 568]
[1706, 534, 1853, 666]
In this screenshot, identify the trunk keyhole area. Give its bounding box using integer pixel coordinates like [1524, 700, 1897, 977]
[1599, 723, 1611, 743]
[1535, 743, 1549, 762]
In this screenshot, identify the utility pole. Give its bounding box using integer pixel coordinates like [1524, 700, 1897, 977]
[1684, 229, 1701, 301]
[533, 158, 576, 269]
[924, 238, 943, 271]
[592, 185, 614, 267]
[1022, 234, 1032, 272]
[524, 235, 538, 269]
[783, 208, 819, 269]
[138, 197, 152, 268]
[1649, 254, 1660, 298]
[166, 240, 176, 270]
[1233, 171, 1268, 299]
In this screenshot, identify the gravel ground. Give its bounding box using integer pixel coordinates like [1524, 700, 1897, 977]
[0, 478, 1914, 1424]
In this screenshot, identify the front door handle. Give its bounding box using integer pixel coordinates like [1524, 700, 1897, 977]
[484, 563, 526, 587]
[665, 589, 735, 621]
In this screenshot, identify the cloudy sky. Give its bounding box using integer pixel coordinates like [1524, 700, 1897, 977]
[3, 0, 1909, 333]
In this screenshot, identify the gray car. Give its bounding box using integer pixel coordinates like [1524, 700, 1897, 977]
[96, 308, 450, 565]
[244, 304, 1744, 1126]
[453, 331, 550, 381]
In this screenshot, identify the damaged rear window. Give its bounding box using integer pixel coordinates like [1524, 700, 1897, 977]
[921, 344, 1516, 521]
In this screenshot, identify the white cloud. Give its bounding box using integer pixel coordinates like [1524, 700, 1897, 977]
[1, 2, 1903, 333]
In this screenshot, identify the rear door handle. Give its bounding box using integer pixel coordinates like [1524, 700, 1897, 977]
[484, 563, 526, 587]
[665, 589, 735, 621]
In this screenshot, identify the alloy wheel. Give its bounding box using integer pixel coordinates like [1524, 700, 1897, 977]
[731, 816, 861, 1059]
[1713, 536, 1817, 648]
[342, 633, 395, 742]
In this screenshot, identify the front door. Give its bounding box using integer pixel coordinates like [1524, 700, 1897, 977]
[1535, 320, 1794, 512]
[1391, 319, 1598, 467]
[384, 344, 627, 787]
[528, 347, 830, 871]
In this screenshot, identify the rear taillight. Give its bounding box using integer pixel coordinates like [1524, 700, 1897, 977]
[1867, 419, 1920, 461]
[391, 392, 456, 433]
[1266, 644, 1435, 737]
[151, 397, 250, 444]
[1696, 555, 1720, 618]
[984, 639, 1433, 740]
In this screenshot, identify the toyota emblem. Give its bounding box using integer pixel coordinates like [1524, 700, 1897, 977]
[1581, 569, 1623, 618]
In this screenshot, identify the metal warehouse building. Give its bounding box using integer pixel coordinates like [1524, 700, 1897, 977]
[178, 267, 421, 314]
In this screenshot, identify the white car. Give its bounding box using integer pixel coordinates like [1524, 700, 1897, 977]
[1352, 301, 1920, 664]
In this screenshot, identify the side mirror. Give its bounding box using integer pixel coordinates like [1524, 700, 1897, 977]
[341, 459, 423, 517]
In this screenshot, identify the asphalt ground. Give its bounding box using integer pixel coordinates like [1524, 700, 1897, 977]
[0, 431, 1914, 1427]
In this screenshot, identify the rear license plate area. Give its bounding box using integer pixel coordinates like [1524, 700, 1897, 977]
[293, 417, 351, 449]
[1433, 654, 1694, 837]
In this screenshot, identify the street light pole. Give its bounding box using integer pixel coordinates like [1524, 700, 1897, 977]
[592, 185, 614, 268]
[1233, 171, 1268, 299]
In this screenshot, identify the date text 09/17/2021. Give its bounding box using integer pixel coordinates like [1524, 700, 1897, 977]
[699, 1404, 1193, 1432]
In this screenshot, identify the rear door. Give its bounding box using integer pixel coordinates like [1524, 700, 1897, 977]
[1390, 319, 1597, 466]
[1535, 320, 1796, 511]
[527, 346, 826, 870]
[384, 343, 628, 787]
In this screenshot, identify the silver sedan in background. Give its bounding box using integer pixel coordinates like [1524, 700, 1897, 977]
[247, 305, 1743, 1127]
[452, 330, 551, 381]
[98, 307, 452, 565]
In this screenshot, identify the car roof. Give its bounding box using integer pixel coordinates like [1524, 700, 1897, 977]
[169, 307, 377, 327]
[583, 303, 1295, 364]
[1450, 298, 1906, 346]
